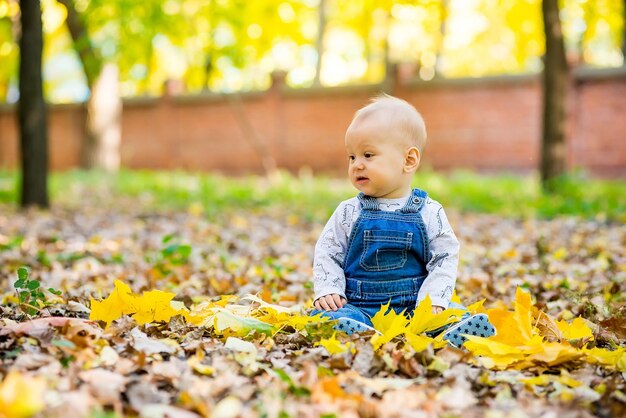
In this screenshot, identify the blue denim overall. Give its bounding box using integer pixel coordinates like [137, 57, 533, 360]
[312, 189, 430, 327]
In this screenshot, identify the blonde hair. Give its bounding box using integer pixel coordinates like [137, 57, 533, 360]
[352, 94, 427, 152]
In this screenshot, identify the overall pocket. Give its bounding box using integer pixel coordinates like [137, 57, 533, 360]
[359, 230, 413, 271]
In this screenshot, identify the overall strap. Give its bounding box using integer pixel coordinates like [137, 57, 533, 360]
[399, 188, 428, 213]
[357, 192, 380, 211]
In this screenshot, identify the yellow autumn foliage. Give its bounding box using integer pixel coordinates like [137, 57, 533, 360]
[90, 281, 330, 338]
[89, 281, 626, 373]
[90, 280, 187, 328]
[556, 317, 594, 340]
[370, 296, 464, 350]
[316, 332, 355, 355]
[464, 287, 625, 372]
[0, 371, 46, 418]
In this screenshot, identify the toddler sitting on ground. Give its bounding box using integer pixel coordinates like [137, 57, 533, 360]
[311, 94, 495, 347]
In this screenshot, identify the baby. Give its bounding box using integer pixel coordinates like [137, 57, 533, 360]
[311, 94, 494, 346]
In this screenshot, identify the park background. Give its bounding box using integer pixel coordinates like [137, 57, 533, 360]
[1, 2, 626, 417]
[1, 0, 625, 178]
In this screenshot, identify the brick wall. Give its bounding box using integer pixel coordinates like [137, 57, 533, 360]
[1, 66, 625, 177]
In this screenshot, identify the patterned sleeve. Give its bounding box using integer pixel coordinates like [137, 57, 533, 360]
[416, 198, 460, 309]
[312, 199, 358, 302]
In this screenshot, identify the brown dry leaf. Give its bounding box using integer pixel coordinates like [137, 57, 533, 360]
[533, 308, 564, 342]
[45, 390, 97, 418]
[600, 316, 626, 339]
[78, 368, 127, 404]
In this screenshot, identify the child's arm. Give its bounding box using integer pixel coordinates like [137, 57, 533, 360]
[313, 201, 356, 311]
[417, 199, 460, 310]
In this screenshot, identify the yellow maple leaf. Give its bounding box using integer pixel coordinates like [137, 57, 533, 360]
[370, 303, 409, 350]
[464, 288, 611, 371]
[90, 280, 140, 328]
[556, 317, 594, 340]
[369, 298, 465, 350]
[285, 313, 329, 331]
[464, 335, 525, 357]
[90, 280, 187, 328]
[316, 332, 355, 355]
[513, 287, 534, 341]
[181, 310, 208, 326]
[0, 371, 46, 418]
[255, 310, 290, 327]
[582, 347, 626, 371]
[405, 332, 445, 352]
[485, 307, 522, 345]
[255, 308, 324, 332]
[526, 341, 583, 366]
[466, 299, 488, 314]
[450, 290, 461, 304]
[620, 352, 626, 372]
[133, 289, 182, 325]
[486, 288, 535, 347]
[408, 295, 464, 335]
[464, 333, 548, 369]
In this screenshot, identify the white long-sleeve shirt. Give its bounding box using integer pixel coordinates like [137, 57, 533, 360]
[313, 195, 459, 308]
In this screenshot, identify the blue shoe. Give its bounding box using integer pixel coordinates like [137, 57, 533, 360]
[335, 318, 380, 335]
[442, 313, 495, 348]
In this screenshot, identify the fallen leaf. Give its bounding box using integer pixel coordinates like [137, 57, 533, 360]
[556, 317, 594, 340]
[130, 327, 179, 356]
[315, 332, 355, 355]
[78, 368, 126, 404]
[0, 371, 46, 418]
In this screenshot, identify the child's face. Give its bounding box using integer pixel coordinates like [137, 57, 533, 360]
[345, 116, 413, 199]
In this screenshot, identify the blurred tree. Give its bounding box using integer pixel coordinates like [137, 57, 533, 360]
[57, 0, 120, 172]
[313, 0, 326, 86]
[19, 0, 49, 207]
[572, 0, 624, 66]
[2, 0, 626, 99]
[540, 0, 568, 191]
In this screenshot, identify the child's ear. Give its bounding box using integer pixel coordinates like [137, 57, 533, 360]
[404, 147, 420, 172]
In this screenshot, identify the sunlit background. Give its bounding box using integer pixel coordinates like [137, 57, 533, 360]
[0, 0, 623, 103]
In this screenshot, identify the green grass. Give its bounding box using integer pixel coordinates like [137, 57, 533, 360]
[0, 169, 624, 222]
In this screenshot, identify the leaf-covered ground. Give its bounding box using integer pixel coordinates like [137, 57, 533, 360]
[1, 202, 625, 418]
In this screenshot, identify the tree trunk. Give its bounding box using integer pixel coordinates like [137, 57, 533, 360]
[226, 93, 277, 176]
[58, 0, 121, 172]
[18, 0, 49, 208]
[313, 0, 326, 86]
[83, 63, 122, 170]
[540, 0, 569, 191]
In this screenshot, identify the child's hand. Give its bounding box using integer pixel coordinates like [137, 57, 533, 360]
[432, 305, 444, 314]
[314, 294, 347, 312]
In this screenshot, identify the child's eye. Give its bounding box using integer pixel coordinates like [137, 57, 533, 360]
[364, 153, 374, 159]
[348, 155, 355, 161]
